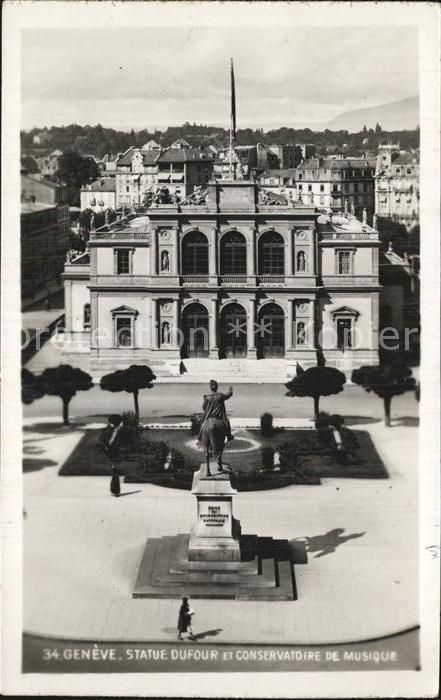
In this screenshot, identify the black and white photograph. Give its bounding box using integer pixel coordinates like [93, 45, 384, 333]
[1, 2, 439, 697]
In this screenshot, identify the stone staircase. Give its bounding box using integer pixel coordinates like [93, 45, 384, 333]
[177, 358, 297, 383]
[133, 533, 307, 601]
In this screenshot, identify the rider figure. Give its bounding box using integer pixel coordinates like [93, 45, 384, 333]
[198, 380, 234, 472]
[201, 380, 234, 442]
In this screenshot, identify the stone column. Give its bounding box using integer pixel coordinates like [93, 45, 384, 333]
[308, 298, 316, 350]
[64, 279, 72, 333]
[209, 227, 218, 281]
[90, 291, 98, 349]
[285, 228, 293, 277]
[247, 297, 257, 358]
[150, 297, 158, 349]
[209, 297, 219, 358]
[286, 299, 294, 352]
[371, 293, 379, 352]
[247, 228, 256, 283]
[172, 227, 179, 275]
[172, 298, 180, 348]
[150, 228, 157, 276]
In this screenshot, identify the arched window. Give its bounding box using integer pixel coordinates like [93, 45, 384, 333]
[220, 232, 247, 275]
[182, 303, 209, 358]
[258, 231, 284, 275]
[83, 303, 91, 329]
[182, 231, 209, 275]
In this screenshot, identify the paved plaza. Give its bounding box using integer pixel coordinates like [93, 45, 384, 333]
[23, 389, 419, 646]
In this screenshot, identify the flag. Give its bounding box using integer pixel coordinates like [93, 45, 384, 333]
[230, 58, 236, 140]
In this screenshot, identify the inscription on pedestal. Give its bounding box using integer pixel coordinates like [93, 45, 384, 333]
[197, 501, 232, 538]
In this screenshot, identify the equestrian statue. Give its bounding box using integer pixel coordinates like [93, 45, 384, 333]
[198, 380, 234, 476]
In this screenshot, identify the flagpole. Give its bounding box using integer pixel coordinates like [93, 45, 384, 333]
[229, 119, 233, 181]
[229, 58, 236, 181]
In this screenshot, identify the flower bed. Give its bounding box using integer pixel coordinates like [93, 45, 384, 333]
[59, 424, 387, 489]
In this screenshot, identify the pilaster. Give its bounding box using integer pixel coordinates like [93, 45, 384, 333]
[209, 297, 219, 358]
[247, 297, 257, 358]
[150, 297, 158, 349]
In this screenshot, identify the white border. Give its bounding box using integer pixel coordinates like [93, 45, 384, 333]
[2, 2, 440, 697]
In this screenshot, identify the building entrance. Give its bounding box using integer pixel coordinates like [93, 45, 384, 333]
[220, 303, 247, 358]
[182, 303, 209, 358]
[257, 303, 285, 358]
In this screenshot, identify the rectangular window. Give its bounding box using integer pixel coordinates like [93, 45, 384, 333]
[319, 196, 325, 205]
[298, 173, 303, 180]
[116, 249, 130, 274]
[308, 184, 312, 192]
[336, 318, 352, 350]
[332, 184, 339, 193]
[126, 186, 130, 193]
[298, 184, 303, 191]
[320, 184, 325, 193]
[344, 183, 349, 192]
[116, 317, 132, 347]
[354, 183, 359, 193]
[337, 250, 352, 275]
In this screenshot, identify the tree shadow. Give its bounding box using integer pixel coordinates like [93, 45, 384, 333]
[118, 490, 142, 497]
[191, 628, 223, 641]
[293, 528, 366, 558]
[23, 422, 86, 435]
[343, 416, 382, 426]
[23, 444, 46, 456]
[23, 458, 57, 472]
[393, 416, 419, 427]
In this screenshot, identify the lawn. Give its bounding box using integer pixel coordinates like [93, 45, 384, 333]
[58, 425, 387, 490]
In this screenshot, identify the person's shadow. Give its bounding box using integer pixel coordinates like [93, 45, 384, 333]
[190, 628, 223, 641]
[296, 528, 366, 558]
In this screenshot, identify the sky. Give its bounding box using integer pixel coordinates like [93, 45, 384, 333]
[21, 25, 419, 131]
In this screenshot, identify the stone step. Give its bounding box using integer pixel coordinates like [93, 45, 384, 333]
[133, 535, 296, 601]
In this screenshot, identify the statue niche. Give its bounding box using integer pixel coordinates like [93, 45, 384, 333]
[161, 250, 170, 272]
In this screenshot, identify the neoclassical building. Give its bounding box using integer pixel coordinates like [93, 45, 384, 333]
[63, 180, 380, 375]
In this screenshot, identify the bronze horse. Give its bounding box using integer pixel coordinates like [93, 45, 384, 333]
[199, 417, 228, 476]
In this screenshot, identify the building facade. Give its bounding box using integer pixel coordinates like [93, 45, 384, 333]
[375, 145, 420, 231]
[80, 177, 117, 212]
[21, 175, 70, 299]
[115, 146, 214, 207]
[295, 156, 376, 221]
[63, 181, 380, 374]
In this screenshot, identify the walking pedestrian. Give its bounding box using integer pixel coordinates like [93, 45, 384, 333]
[177, 597, 195, 640]
[101, 414, 123, 497]
[110, 464, 121, 497]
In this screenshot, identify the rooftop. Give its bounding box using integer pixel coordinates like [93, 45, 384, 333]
[393, 152, 420, 166]
[82, 177, 116, 192]
[298, 157, 376, 171]
[21, 201, 56, 214]
[117, 148, 159, 167]
[157, 148, 213, 164]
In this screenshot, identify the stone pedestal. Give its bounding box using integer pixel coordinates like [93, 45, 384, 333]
[188, 463, 241, 562]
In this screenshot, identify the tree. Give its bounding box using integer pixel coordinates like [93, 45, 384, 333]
[351, 364, 415, 427]
[40, 365, 93, 425]
[100, 365, 156, 418]
[57, 151, 100, 205]
[285, 365, 346, 417]
[375, 122, 382, 134]
[22, 368, 45, 404]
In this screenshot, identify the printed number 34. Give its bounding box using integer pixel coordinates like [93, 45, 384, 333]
[42, 648, 60, 660]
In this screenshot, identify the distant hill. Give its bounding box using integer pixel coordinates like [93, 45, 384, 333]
[327, 96, 419, 132]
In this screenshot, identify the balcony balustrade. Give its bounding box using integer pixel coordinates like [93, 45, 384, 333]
[320, 231, 377, 241]
[219, 275, 248, 285]
[258, 275, 285, 285]
[181, 275, 210, 284]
